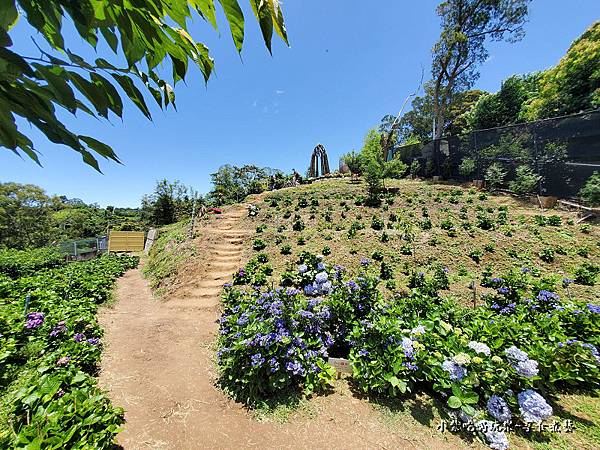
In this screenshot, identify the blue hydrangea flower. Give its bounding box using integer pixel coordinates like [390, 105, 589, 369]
[401, 337, 415, 359]
[518, 390, 553, 422]
[286, 287, 301, 296]
[468, 341, 491, 356]
[587, 303, 600, 314]
[237, 312, 249, 326]
[360, 258, 370, 266]
[268, 357, 279, 373]
[403, 362, 418, 371]
[476, 420, 510, 450]
[346, 280, 359, 291]
[515, 359, 539, 378]
[298, 310, 314, 319]
[317, 262, 326, 271]
[358, 349, 369, 357]
[442, 359, 467, 381]
[411, 325, 426, 336]
[87, 338, 100, 346]
[497, 287, 510, 295]
[487, 395, 512, 422]
[298, 264, 308, 274]
[251, 353, 265, 367]
[315, 272, 329, 284]
[505, 346, 529, 362]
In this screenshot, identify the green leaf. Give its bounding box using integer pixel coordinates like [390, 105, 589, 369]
[250, 0, 274, 54]
[32, 64, 77, 112]
[461, 404, 476, 416]
[90, 73, 123, 117]
[193, 0, 218, 30]
[111, 74, 152, 119]
[270, 0, 288, 45]
[100, 27, 119, 53]
[447, 396, 462, 409]
[462, 391, 479, 405]
[0, 0, 18, 30]
[217, 0, 245, 53]
[79, 135, 120, 163]
[68, 71, 108, 118]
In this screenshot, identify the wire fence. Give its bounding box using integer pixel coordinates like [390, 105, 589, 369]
[388, 109, 600, 198]
[57, 236, 108, 260]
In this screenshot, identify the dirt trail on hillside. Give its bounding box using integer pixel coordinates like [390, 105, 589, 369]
[99, 205, 473, 450]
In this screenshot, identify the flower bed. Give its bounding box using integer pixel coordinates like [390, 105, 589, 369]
[0, 254, 138, 448]
[218, 252, 600, 449]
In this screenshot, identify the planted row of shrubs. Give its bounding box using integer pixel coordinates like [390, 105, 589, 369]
[0, 254, 138, 448]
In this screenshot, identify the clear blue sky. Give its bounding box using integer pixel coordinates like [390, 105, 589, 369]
[1, 1, 598, 207]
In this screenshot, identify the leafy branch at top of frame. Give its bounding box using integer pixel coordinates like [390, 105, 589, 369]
[0, 0, 288, 170]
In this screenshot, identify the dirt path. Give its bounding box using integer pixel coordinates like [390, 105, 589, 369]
[99, 205, 474, 450]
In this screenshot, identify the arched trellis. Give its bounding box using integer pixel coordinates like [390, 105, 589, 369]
[309, 144, 331, 178]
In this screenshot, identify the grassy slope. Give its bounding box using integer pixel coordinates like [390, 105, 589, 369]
[236, 177, 600, 449]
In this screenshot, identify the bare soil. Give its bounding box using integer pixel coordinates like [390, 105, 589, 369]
[98, 203, 477, 450]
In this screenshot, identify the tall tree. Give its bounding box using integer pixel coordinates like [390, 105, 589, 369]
[431, 0, 530, 139]
[381, 83, 486, 144]
[0, 182, 52, 248]
[0, 1, 288, 169]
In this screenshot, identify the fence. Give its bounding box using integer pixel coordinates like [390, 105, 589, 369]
[108, 231, 145, 252]
[58, 236, 108, 260]
[388, 109, 600, 198]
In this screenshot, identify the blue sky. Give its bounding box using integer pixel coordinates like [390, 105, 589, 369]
[1, 1, 598, 207]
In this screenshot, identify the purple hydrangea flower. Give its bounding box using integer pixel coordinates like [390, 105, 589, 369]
[73, 333, 86, 342]
[268, 357, 279, 373]
[298, 310, 314, 319]
[286, 360, 305, 376]
[497, 287, 510, 295]
[317, 262, 326, 271]
[87, 338, 100, 346]
[346, 280, 359, 292]
[358, 349, 369, 357]
[518, 390, 553, 423]
[56, 356, 71, 367]
[298, 264, 308, 274]
[487, 395, 512, 422]
[56, 389, 66, 398]
[360, 258, 370, 267]
[25, 312, 45, 329]
[49, 321, 67, 338]
[286, 287, 300, 296]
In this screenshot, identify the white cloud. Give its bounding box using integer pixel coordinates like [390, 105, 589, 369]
[275, 89, 285, 95]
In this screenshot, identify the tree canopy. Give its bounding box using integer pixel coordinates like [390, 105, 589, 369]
[522, 21, 600, 120]
[0, 0, 288, 170]
[431, 0, 531, 139]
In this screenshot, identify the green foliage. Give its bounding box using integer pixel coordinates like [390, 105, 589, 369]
[0, 247, 64, 278]
[342, 151, 363, 175]
[509, 165, 541, 196]
[484, 163, 507, 191]
[141, 179, 198, 227]
[523, 21, 600, 120]
[469, 74, 540, 129]
[458, 158, 476, 178]
[579, 172, 600, 206]
[1, 0, 288, 169]
[0, 254, 138, 448]
[0, 182, 144, 249]
[208, 165, 276, 206]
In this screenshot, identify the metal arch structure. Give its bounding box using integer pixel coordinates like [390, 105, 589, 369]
[308, 144, 331, 178]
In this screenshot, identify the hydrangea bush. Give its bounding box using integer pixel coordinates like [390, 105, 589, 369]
[218, 253, 600, 448]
